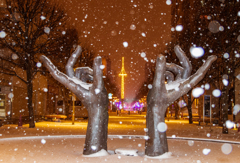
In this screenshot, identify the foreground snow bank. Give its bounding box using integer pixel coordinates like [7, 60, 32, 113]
[115, 148, 138, 156]
[145, 152, 173, 159]
[83, 149, 109, 157]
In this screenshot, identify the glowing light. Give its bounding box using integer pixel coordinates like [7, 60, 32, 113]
[119, 57, 127, 99]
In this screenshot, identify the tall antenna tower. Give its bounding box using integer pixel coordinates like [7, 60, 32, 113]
[119, 57, 127, 100]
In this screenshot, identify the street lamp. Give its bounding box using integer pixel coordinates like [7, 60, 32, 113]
[72, 93, 76, 125]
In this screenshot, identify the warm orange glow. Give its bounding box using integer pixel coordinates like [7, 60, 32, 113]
[119, 57, 127, 99]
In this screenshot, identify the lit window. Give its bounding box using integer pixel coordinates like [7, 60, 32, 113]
[195, 99, 199, 108]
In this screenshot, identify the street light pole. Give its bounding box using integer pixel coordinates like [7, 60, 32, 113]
[72, 94, 76, 125]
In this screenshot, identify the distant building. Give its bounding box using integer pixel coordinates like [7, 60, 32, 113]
[235, 68, 240, 122]
[0, 49, 48, 120]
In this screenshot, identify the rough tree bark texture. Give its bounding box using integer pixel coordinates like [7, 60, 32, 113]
[145, 45, 217, 156]
[222, 86, 229, 134]
[187, 90, 193, 124]
[26, 68, 35, 128]
[40, 46, 109, 155]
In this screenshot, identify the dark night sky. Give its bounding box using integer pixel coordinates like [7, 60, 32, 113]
[56, 0, 172, 101]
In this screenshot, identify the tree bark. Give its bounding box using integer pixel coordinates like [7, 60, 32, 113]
[187, 91, 193, 124]
[222, 86, 228, 134]
[174, 102, 179, 119]
[27, 69, 35, 128]
[64, 88, 70, 118]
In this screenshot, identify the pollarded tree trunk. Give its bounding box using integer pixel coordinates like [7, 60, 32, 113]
[145, 45, 217, 156]
[26, 68, 35, 128]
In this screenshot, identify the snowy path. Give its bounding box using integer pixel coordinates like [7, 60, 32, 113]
[0, 113, 240, 162]
[0, 136, 239, 163]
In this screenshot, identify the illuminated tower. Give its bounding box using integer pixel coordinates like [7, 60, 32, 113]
[119, 57, 127, 101]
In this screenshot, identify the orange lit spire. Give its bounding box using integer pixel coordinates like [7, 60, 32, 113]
[119, 57, 127, 99]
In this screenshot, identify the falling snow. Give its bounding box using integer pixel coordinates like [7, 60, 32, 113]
[0, 31, 7, 38]
[157, 122, 168, 132]
[202, 148, 211, 155]
[123, 42, 128, 47]
[192, 87, 204, 98]
[175, 25, 183, 31]
[212, 89, 221, 97]
[41, 139, 46, 144]
[44, 27, 50, 34]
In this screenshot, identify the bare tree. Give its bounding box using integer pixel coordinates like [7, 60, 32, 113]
[0, 0, 69, 128]
[145, 45, 216, 156]
[40, 46, 109, 155]
[171, 1, 240, 132]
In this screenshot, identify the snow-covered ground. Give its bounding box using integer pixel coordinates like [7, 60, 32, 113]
[0, 113, 240, 162]
[0, 136, 240, 163]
